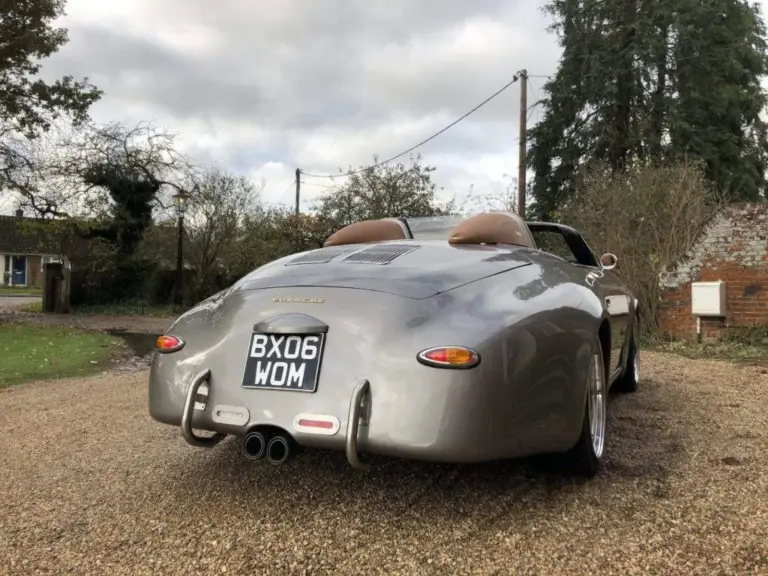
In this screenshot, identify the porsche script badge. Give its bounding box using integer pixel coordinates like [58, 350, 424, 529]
[272, 297, 325, 304]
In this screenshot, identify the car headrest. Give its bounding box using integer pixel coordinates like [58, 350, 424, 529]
[324, 219, 408, 247]
[448, 211, 537, 249]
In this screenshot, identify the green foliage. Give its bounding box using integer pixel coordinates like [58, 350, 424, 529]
[30, 123, 193, 305]
[130, 204, 339, 307]
[67, 302, 177, 317]
[723, 323, 768, 347]
[0, 0, 101, 204]
[81, 163, 158, 257]
[529, 0, 768, 218]
[182, 168, 264, 300]
[311, 154, 450, 226]
[16, 215, 95, 258]
[231, 208, 336, 276]
[0, 0, 101, 136]
[0, 323, 122, 388]
[0, 286, 42, 296]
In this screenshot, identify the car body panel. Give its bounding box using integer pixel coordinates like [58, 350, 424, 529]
[149, 217, 638, 465]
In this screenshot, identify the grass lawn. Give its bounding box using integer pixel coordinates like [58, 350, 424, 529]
[18, 300, 178, 317]
[0, 323, 126, 388]
[71, 302, 178, 317]
[0, 286, 42, 296]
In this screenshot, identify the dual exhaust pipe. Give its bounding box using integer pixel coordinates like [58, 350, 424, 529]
[242, 429, 295, 465]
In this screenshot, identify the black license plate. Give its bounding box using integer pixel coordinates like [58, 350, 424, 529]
[241, 333, 325, 392]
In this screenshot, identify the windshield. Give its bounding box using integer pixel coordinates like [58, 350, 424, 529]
[404, 215, 465, 240]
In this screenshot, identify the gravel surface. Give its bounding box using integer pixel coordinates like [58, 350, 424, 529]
[1, 351, 767, 575]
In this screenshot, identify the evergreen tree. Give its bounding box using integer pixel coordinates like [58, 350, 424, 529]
[528, 0, 768, 218]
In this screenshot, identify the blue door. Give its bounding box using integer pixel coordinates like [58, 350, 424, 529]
[11, 256, 26, 285]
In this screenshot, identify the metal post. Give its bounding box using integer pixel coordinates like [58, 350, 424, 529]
[295, 168, 301, 215]
[517, 69, 528, 217]
[175, 213, 184, 307]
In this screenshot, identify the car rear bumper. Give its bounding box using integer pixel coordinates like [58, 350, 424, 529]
[149, 354, 583, 466]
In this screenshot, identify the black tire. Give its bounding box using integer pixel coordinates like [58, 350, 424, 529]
[613, 320, 639, 394]
[559, 336, 607, 477]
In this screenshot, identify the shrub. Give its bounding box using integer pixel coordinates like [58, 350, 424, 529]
[560, 160, 721, 337]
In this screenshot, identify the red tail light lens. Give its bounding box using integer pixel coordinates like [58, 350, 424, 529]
[417, 346, 480, 369]
[156, 335, 185, 353]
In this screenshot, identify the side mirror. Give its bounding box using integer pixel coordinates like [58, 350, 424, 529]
[599, 253, 618, 270]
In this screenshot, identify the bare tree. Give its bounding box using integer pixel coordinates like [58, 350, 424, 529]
[6, 121, 194, 219]
[311, 154, 447, 226]
[182, 168, 264, 297]
[561, 160, 721, 336]
[451, 177, 521, 216]
[0, 0, 102, 210]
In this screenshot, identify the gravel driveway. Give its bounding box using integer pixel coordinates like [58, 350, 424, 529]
[1, 351, 766, 575]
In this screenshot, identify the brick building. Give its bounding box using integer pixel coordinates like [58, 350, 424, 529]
[658, 202, 768, 341]
[0, 209, 72, 288]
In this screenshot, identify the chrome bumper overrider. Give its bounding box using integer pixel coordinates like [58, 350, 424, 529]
[179, 370, 373, 470]
[181, 369, 227, 448]
[346, 378, 371, 470]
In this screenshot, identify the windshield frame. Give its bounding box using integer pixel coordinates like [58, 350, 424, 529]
[402, 215, 466, 240]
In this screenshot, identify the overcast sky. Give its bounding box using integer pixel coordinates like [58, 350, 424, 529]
[32, 0, 768, 213]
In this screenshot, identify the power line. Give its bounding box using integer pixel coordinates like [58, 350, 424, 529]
[277, 176, 296, 205]
[299, 44, 741, 184]
[301, 73, 523, 179]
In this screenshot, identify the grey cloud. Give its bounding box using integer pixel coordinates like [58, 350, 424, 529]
[45, 1, 557, 126]
[39, 0, 561, 192]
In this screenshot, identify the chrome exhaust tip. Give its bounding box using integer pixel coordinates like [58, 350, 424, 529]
[242, 431, 267, 460]
[266, 434, 292, 465]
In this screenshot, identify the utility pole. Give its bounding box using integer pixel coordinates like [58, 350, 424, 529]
[295, 168, 301, 214]
[517, 69, 528, 217]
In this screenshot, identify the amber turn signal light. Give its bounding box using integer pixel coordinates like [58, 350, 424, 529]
[156, 335, 185, 353]
[417, 346, 480, 369]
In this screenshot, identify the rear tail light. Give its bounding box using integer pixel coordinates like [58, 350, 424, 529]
[156, 335, 185, 353]
[417, 346, 480, 369]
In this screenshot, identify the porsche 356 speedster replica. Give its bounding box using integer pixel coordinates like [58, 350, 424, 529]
[149, 211, 640, 476]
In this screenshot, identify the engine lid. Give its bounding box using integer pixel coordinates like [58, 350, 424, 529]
[236, 241, 533, 299]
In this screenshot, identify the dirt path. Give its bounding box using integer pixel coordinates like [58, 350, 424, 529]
[1, 351, 766, 575]
[0, 296, 41, 309]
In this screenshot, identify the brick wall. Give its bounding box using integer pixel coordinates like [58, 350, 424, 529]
[658, 202, 768, 341]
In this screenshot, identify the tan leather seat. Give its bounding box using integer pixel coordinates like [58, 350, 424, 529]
[448, 211, 537, 248]
[324, 219, 408, 247]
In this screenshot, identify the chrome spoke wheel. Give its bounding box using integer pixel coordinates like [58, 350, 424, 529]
[587, 351, 606, 458]
[632, 347, 639, 383]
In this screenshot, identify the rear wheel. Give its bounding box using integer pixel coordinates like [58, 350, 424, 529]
[560, 336, 607, 477]
[613, 319, 639, 393]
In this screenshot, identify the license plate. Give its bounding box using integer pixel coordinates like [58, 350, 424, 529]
[241, 333, 325, 392]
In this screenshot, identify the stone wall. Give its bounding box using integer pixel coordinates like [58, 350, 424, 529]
[658, 203, 768, 340]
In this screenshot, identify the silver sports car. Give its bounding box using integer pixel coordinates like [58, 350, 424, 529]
[149, 211, 640, 476]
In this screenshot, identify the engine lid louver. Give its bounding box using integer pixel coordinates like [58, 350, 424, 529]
[341, 244, 420, 265]
[286, 245, 359, 265]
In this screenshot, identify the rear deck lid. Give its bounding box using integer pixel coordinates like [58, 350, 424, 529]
[236, 241, 533, 299]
